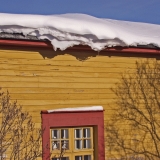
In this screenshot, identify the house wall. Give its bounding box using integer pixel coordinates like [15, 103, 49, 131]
[0, 46, 158, 159]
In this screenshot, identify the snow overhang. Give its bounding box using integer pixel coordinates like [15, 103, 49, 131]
[0, 13, 160, 52]
[41, 106, 104, 113]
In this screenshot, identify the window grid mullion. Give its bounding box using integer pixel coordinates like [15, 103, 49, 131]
[51, 127, 93, 160]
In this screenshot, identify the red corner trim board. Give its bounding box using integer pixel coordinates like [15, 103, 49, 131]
[0, 39, 160, 54]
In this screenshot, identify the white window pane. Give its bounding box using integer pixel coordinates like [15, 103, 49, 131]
[52, 157, 69, 160]
[75, 140, 82, 149]
[61, 157, 69, 160]
[61, 129, 69, 139]
[61, 140, 69, 150]
[52, 130, 60, 139]
[83, 128, 90, 138]
[75, 129, 82, 138]
[52, 141, 60, 150]
[84, 155, 91, 160]
[75, 156, 82, 160]
[83, 139, 91, 149]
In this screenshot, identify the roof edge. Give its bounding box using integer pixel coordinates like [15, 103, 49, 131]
[0, 39, 160, 54]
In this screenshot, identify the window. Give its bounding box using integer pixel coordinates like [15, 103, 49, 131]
[74, 128, 92, 150]
[51, 129, 69, 150]
[41, 107, 105, 160]
[50, 127, 93, 160]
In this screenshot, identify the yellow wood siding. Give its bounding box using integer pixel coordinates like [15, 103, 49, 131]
[0, 48, 156, 159]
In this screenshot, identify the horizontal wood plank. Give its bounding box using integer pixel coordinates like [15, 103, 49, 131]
[0, 75, 120, 83]
[10, 93, 116, 100]
[0, 81, 118, 88]
[1, 87, 114, 94]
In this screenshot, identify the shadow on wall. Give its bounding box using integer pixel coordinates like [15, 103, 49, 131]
[39, 49, 160, 61]
[39, 50, 98, 61]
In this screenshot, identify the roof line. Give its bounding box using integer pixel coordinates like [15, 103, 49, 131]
[0, 39, 160, 54]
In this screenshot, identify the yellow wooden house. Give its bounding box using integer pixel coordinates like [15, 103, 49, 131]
[0, 13, 160, 160]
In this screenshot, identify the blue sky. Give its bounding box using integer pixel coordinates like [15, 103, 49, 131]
[0, 0, 160, 24]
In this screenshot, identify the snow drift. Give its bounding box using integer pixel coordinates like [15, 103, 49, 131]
[0, 13, 160, 51]
[47, 106, 103, 113]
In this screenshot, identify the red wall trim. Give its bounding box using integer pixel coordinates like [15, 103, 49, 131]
[41, 111, 105, 160]
[0, 39, 160, 54]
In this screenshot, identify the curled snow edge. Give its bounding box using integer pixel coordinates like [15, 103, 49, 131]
[47, 106, 103, 113]
[0, 13, 160, 51]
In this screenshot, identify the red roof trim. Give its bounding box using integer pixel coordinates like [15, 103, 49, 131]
[0, 39, 160, 54]
[0, 39, 53, 48]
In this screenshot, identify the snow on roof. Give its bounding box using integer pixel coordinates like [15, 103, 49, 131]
[47, 106, 103, 113]
[0, 13, 160, 51]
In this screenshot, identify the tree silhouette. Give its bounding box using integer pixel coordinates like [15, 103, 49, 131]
[0, 91, 42, 160]
[106, 61, 160, 160]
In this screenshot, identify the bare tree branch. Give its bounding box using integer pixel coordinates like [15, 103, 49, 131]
[106, 60, 160, 160]
[0, 91, 42, 160]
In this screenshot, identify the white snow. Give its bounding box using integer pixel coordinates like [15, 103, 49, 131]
[47, 106, 103, 113]
[0, 13, 160, 51]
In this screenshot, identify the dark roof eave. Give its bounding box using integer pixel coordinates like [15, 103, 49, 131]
[0, 38, 160, 55]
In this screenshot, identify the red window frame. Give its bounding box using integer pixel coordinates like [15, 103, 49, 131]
[41, 109, 105, 160]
